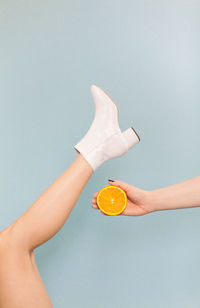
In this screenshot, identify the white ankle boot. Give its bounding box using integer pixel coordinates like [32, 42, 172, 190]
[74, 85, 140, 171]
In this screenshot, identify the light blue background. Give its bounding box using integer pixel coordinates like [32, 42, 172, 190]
[1, 0, 200, 307]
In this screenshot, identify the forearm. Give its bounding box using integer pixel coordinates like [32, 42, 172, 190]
[149, 176, 200, 211]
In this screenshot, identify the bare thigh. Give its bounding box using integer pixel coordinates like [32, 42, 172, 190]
[0, 226, 53, 308]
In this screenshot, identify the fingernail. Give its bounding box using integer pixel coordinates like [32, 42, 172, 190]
[108, 179, 114, 182]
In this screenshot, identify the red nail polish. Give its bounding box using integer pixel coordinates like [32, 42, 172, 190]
[108, 179, 114, 182]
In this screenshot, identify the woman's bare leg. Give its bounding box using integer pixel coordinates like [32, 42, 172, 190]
[0, 154, 93, 308]
[0, 85, 140, 307]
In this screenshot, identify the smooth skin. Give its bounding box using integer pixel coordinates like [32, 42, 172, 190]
[1, 157, 200, 308]
[92, 176, 200, 215]
[0, 154, 93, 308]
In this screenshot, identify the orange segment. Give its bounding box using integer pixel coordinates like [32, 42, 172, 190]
[96, 185, 127, 216]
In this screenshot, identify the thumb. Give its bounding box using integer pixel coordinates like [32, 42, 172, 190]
[108, 179, 133, 194]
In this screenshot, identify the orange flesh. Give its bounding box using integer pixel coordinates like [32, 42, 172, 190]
[97, 186, 127, 215]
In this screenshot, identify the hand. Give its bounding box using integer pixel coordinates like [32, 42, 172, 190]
[91, 180, 154, 216]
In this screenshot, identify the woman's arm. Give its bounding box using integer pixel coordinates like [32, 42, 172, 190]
[92, 176, 200, 215]
[148, 176, 200, 212]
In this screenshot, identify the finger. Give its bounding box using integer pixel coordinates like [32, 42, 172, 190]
[108, 179, 133, 193]
[91, 198, 97, 204]
[120, 208, 129, 216]
[92, 204, 99, 209]
[93, 192, 98, 198]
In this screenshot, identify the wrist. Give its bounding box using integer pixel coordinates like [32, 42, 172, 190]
[146, 189, 163, 212]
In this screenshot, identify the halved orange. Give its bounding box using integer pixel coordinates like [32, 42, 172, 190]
[96, 185, 127, 216]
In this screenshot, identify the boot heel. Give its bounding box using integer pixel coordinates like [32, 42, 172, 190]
[122, 127, 140, 149]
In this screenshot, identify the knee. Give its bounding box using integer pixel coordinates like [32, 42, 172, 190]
[0, 225, 36, 281]
[0, 224, 29, 258]
[0, 225, 15, 255]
